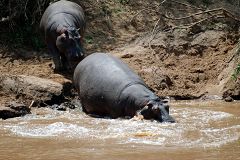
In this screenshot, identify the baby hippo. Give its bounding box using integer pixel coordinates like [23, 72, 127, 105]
[40, 0, 85, 72]
[73, 53, 175, 123]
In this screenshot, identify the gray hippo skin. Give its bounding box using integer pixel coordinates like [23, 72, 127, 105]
[40, 0, 85, 71]
[73, 53, 175, 123]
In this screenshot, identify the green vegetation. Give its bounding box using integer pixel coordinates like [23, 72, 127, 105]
[187, 0, 196, 4]
[202, 0, 213, 6]
[232, 64, 240, 80]
[117, 0, 129, 5]
[186, 0, 213, 5]
[0, 0, 239, 51]
[85, 36, 93, 44]
[1, 24, 45, 50]
[0, 0, 51, 50]
[232, 40, 240, 81]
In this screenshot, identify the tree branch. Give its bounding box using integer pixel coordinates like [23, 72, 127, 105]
[169, 0, 204, 11]
[148, 18, 161, 54]
[130, 0, 168, 22]
[171, 14, 224, 30]
[162, 7, 240, 23]
[162, 8, 223, 20]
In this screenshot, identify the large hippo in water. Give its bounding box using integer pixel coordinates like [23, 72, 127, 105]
[40, 0, 85, 72]
[73, 53, 175, 123]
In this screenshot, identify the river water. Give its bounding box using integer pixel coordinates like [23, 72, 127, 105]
[0, 101, 239, 160]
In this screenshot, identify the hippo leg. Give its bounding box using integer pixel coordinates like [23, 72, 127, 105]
[61, 54, 68, 71]
[47, 44, 62, 71]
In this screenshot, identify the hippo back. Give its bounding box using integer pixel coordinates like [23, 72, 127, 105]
[73, 53, 147, 117]
[40, 0, 85, 35]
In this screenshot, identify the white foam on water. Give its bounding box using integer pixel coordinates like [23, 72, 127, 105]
[1, 107, 239, 148]
[3, 122, 90, 138]
[200, 125, 240, 147]
[174, 108, 233, 124]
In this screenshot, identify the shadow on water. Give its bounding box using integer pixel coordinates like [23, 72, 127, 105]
[0, 101, 239, 160]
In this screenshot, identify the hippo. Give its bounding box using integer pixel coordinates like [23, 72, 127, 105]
[40, 0, 86, 72]
[73, 53, 175, 123]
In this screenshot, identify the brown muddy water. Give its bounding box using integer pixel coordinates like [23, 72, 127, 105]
[0, 101, 239, 160]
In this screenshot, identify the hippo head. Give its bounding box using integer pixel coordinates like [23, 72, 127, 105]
[137, 99, 175, 123]
[56, 27, 84, 70]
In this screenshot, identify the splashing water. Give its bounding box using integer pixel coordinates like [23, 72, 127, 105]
[1, 102, 239, 149]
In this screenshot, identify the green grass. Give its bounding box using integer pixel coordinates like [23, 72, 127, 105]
[232, 64, 240, 80]
[232, 40, 240, 81]
[85, 36, 94, 44]
[117, 0, 129, 5]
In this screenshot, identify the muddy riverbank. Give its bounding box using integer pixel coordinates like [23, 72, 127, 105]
[0, 1, 240, 159]
[1, 27, 240, 119]
[0, 0, 240, 118]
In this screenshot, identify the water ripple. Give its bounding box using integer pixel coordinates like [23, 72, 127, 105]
[1, 106, 239, 148]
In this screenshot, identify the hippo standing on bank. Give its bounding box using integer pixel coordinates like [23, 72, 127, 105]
[40, 0, 86, 72]
[73, 53, 175, 123]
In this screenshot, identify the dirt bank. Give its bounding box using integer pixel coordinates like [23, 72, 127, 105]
[114, 29, 240, 100]
[0, 0, 240, 118]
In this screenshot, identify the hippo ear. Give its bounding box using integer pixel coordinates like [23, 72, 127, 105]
[146, 102, 160, 113]
[57, 34, 66, 45]
[60, 33, 67, 40]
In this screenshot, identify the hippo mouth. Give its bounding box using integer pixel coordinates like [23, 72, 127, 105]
[137, 104, 175, 123]
[158, 107, 175, 123]
[159, 114, 175, 123]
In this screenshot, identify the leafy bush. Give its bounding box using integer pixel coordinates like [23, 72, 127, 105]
[118, 0, 129, 5]
[232, 40, 240, 81]
[187, 0, 196, 4]
[232, 64, 240, 80]
[0, 0, 51, 49]
[202, 0, 213, 6]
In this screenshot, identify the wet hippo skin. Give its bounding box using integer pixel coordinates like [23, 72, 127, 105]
[73, 53, 175, 123]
